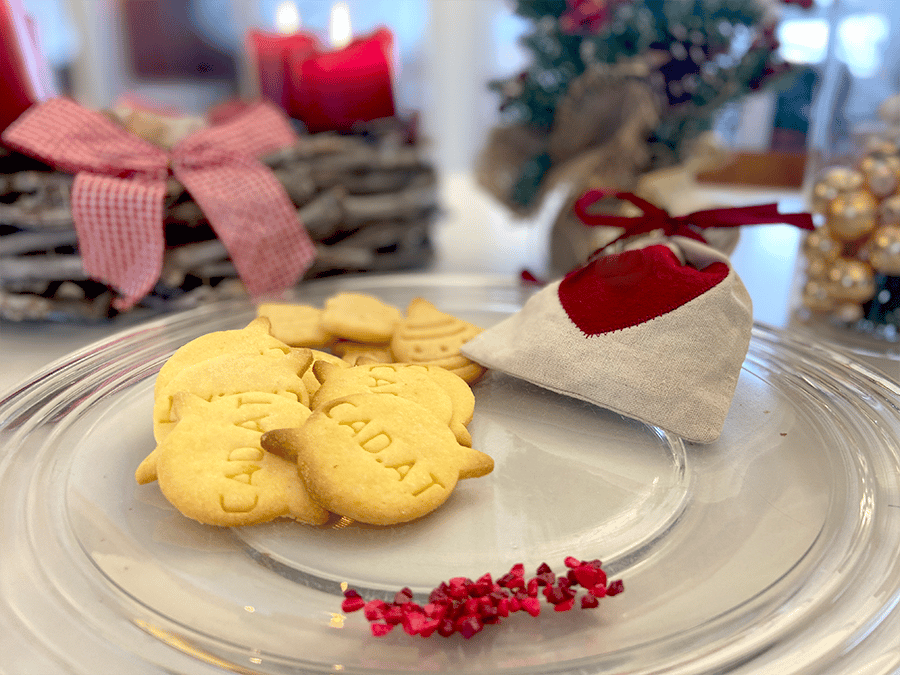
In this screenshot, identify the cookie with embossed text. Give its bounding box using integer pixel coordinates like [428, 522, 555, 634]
[261, 393, 493, 525]
[154, 392, 327, 527]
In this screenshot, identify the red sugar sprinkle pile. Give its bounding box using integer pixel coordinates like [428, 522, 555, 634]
[341, 557, 624, 639]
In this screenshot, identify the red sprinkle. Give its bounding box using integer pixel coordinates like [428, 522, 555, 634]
[341, 589, 366, 613]
[340, 558, 623, 639]
[370, 622, 394, 637]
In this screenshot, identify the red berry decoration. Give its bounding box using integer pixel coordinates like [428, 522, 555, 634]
[340, 558, 624, 639]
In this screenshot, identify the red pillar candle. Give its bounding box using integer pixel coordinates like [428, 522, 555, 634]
[246, 29, 319, 113]
[289, 27, 396, 133]
[0, 0, 51, 134]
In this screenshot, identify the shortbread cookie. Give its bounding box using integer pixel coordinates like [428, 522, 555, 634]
[331, 339, 394, 365]
[138, 390, 313, 484]
[155, 316, 289, 398]
[256, 302, 332, 348]
[416, 364, 476, 446]
[153, 348, 313, 442]
[311, 361, 472, 446]
[304, 349, 348, 397]
[390, 298, 486, 383]
[154, 392, 327, 527]
[413, 355, 486, 388]
[261, 393, 493, 525]
[320, 292, 403, 343]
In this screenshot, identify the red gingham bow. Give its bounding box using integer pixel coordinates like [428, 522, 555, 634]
[2, 98, 316, 310]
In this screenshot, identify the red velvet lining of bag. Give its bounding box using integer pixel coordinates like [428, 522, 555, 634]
[558, 245, 730, 335]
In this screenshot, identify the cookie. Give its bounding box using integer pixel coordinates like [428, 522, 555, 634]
[155, 316, 289, 398]
[319, 292, 403, 343]
[137, 350, 313, 484]
[304, 349, 348, 397]
[331, 339, 394, 365]
[256, 302, 333, 348]
[390, 298, 486, 383]
[153, 348, 313, 443]
[416, 364, 476, 447]
[154, 392, 327, 527]
[261, 393, 493, 525]
[311, 361, 472, 447]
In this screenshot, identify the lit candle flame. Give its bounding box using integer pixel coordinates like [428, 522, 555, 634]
[275, 1, 301, 34]
[329, 2, 352, 49]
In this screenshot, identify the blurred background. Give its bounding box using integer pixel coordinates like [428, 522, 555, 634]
[5, 0, 900, 340]
[20, 0, 900, 177]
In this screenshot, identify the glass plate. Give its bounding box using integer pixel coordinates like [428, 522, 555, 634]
[2, 273, 900, 675]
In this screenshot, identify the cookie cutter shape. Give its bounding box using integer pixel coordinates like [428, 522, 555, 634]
[154, 392, 327, 527]
[262, 393, 493, 525]
[390, 298, 486, 383]
[137, 386, 313, 485]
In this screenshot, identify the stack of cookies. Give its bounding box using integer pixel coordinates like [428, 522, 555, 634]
[137, 293, 493, 527]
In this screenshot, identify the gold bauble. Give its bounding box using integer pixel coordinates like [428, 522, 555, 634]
[825, 257, 876, 302]
[805, 256, 831, 279]
[811, 166, 864, 215]
[832, 302, 865, 323]
[860, 154, 900, 198]
[868, 224, 900, 275]
[863, 133, 900, 158]
[801, 279, 835, 312]
[878, 194, 900, 226]
[801, 227, 842, 261]
[826, 190, 878, 241]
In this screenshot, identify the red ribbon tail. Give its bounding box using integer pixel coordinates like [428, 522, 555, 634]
[684, 203, 815, 231]
[520, 269, 546, 286]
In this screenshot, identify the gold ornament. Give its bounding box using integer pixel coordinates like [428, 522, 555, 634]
[860, 154, 900, 198]
[826, 190, 878, 241]
[832, 302, 864, 323]
[801, 279, 835, 312]
[801, 227, 842, 261]
[825, 257, 876, 302]
[863, 133, 900, 158]
[811, 166, 864, 215]
[805, 256, 831, 279]
[878, 194, 900, 226]
[868, 224, 900, 275]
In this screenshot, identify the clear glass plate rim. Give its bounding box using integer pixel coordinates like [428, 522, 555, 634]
[2, 273, 900, 675]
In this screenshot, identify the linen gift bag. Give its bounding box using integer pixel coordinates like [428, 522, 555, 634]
[461, 235, 751, 443]
[462, 188, 817, 442]
[462, 189, 815, 443]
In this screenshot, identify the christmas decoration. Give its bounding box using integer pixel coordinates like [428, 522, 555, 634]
[3, 98, 316, 311]
[0, 104, 436, 322]
[462, 188, 813, 444]
[800, 93, 900, 338]
[246, 26, 396, 134]
[478, 0, 808, 215]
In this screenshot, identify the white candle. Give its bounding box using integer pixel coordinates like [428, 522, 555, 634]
[274, 0, 301, 34]
[329, 1, 352, 49]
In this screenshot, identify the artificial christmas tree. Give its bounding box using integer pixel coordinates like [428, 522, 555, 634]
[478, 0, 810, 273]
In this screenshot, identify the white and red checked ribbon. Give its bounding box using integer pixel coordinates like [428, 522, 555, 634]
[2, 98, 316, 310]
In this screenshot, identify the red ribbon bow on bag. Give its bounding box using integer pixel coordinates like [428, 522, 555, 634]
[574, 188, 814, 253]
[2, 98, 316, 310]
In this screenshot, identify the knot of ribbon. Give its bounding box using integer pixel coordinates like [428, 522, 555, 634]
[574, 188, 814, 253]
[2, 98, 316, 310]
